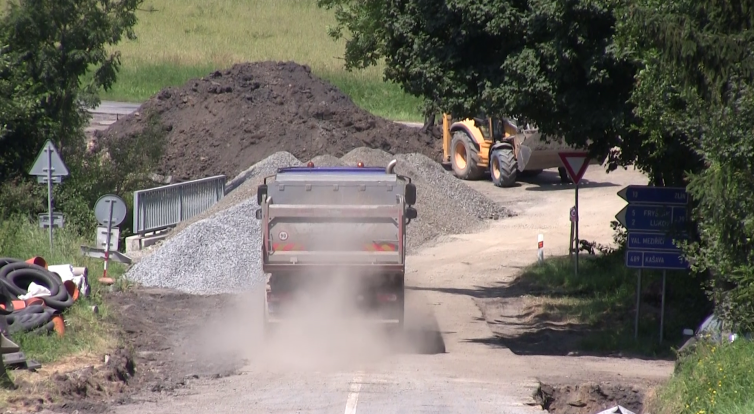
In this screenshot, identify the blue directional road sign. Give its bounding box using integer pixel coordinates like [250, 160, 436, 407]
[617, 185, 688, 206]
[627, 232, 685, 252]
[625, 250, 689, 270]
[615, 205, 687, 232]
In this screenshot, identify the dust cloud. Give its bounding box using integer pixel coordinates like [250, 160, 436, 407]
[185, 265, 445, 377]
[179, 204, 445, 375]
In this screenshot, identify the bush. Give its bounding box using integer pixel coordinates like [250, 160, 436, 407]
[0, 111, 167, 245]
[650, 340, 754, 414]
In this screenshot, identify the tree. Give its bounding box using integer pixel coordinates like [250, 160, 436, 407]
[0, 0, 142, 182]
[319, 0, 643, 165]
[615, 0, 754, 330]
[322, 0, 754, 329]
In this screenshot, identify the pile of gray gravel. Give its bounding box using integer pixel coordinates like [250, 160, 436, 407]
[125, 197, 264, 295]
[308, 154, 346, 166]
[341, 147, 394, 166]
[342, 147, 512, 250]
[392, 152, 511, 250]
[394, 153, 508, 221]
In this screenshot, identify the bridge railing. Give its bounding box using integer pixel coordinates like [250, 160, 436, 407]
[133, 175, 226, 235]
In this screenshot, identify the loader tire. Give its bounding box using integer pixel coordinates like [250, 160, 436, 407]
[450, 131, 485, 180]
[558, 167, 572, 183]
[490, 147, 517, 187]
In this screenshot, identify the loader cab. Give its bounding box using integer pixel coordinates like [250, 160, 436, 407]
[473, 115, 519, 143]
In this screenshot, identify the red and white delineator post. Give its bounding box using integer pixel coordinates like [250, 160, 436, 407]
[537, 234, 544, 264]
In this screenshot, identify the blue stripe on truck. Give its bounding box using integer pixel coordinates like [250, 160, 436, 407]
[276, 167, 387, 173]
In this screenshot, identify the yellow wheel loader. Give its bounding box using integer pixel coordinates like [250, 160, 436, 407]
[441, 114, 587, 186]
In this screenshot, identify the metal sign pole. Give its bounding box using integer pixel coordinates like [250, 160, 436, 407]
[29, 140, 69, 250]
[635, 269, 642, 340]
[569, 207, 576, 257]
[574, 183, 579, 277]
[46, 147, 53, 254]
[557, 151, 589, 277]
[104, 200, 114, 280]
[660, 270, 667, 343]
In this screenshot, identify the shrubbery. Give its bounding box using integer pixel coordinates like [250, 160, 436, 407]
[650, 340, 754, 414]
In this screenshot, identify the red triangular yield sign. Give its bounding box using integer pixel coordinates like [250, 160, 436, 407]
[557, 152, 590, 184]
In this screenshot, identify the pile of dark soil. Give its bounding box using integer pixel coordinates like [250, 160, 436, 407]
[99, 61, 441, 181]
[534, 382, 644, 414]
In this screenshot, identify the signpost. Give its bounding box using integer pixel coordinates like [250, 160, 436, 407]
[28, 140, 69, 254]
[569, 206, 577, 256]
[558, 152, 591, 277]
[97, 226, 121, 251]
[616, 185, 690, 342]
[93, 195, 128, 281]
[38, 213, 65, 229]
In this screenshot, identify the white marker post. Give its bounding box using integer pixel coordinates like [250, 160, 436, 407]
[537, 234, 544, 264]
[557, 152, 591, 277]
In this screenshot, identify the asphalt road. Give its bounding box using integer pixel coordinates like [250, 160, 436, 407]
[91, 100, 142, 115]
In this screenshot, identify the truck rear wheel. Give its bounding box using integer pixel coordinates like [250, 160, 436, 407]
[490, 147, 517, 187]
[451, 131, 485, 180]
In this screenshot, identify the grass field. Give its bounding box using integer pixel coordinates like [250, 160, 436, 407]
[517, 253, 710, 357]
[0, 217, 125, 365]
[99, 0, 424, 121]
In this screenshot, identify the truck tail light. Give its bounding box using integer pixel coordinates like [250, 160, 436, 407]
[377, 293, 397, 302]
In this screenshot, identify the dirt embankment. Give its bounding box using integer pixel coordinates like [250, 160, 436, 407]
[6, 289, 241, 414]
[98, 61, 441, 182]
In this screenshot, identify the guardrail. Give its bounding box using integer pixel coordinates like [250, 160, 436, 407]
[133, 175, 226, 235]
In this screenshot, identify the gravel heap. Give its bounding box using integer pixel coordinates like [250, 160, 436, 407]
[308, 154, 346, 166]
[125, 197, 264, 295]
[341, 149, 511, 250]
[341, 147, 394, 166]
[394, 153, 507, 221]
[98, 61, 441, 181]
[127, 147, 513, 294]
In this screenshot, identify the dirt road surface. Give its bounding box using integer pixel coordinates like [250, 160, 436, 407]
[72, 164, 671, 414]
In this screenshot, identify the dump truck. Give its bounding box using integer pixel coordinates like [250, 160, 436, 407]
[441, 113, 593, 186]
[255, 159, 417, 332]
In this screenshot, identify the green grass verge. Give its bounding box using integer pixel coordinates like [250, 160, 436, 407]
[91, 0, 424, 121]
[0, 217, 125, 364]
[518, 252, 709, 357]
[649, 340, 754, 414]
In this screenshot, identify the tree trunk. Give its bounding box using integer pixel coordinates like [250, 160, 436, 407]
[421, 112, 436, 133]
